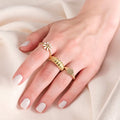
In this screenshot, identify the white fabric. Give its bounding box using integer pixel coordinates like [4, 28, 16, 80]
[0, 0, 120, 120]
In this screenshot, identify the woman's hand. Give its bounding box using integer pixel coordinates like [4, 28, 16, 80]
[12, 1, 120, 113]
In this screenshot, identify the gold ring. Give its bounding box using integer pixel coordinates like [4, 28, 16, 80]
[64, 66, 75, 80]
[49, 56, 64, 71]
[48, 55, 75, 80]
[39, 41, 75, 80]
[39, 42, 52, 56]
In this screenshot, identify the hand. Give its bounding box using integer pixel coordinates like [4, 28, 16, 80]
[12, 4, 119, 113]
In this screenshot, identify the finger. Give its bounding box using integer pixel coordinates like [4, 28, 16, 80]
[12, 36, 58, 85]
[57, 67, 96, 109]
[19, 23, 52, 52]
[18, 47, 72, 110]
[18, 61, 59, 110]
[35, 60, 86, 113]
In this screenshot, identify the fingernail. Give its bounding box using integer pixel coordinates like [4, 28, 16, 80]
[36, 102, 46, 113]
[13, 74, 23, 85]
[20, 41, 30, 47]
[58, 100, 67, 108]
[20, 98, 30, 109]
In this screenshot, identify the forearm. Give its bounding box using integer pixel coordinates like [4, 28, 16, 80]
[79, 0, 120, 24]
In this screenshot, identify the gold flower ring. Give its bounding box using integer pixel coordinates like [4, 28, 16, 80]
[39, 41, 52, 56]
[39, 42, 75, 80]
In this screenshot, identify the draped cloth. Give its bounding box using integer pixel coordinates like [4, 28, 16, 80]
[0, 0, 120, 119]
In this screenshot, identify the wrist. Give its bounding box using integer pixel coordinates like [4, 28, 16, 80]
[77, 0, 120, 30]
[73, 0, 120, 45]
[82, 0, 120, 13]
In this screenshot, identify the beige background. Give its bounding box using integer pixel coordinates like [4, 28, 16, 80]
[0, 0, 120, 120]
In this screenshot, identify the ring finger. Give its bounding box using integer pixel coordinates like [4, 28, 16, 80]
[35, 59, 87, 113]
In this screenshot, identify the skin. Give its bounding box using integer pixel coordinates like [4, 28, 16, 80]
[13, 0, 120, 113]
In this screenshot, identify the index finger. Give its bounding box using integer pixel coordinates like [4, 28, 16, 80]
[12, 40, 56, 85]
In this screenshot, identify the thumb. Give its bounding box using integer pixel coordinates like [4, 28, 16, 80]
[19, 23, 52, 52]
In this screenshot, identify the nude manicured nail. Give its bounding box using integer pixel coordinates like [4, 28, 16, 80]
[58, 100, 67, 108]
[20, 98, 30, 109]
[13, 74, 23, 85]
[20, 41, 30, 47]
[36, 103, 46, 113]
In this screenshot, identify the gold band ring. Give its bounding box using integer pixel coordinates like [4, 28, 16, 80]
[39, 41, 75, 80]
[49, 56, 64, 71]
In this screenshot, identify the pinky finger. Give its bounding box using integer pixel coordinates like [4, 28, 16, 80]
[57, 67, 96, 109]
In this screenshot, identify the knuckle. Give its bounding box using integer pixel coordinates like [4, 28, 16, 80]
[41, 64, 57, 80]
[69, 39, 79, 47]
[51, 31, 64, 41]
[51, 20, 69, 32]
[104, 19, 118, 30]
[42, 69, 53, 79]
[57, 72, 70, 86]
[66, 40, 80, 52]
[51, 22, 60, 31]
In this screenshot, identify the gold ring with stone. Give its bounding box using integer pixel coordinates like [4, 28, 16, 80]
[48, 55, 75, 80]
